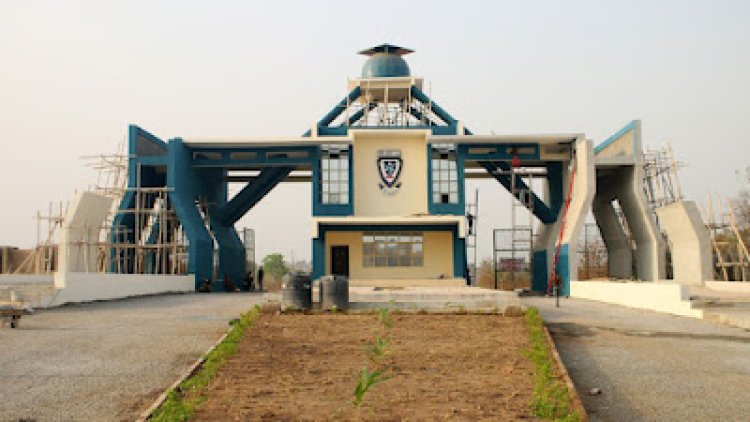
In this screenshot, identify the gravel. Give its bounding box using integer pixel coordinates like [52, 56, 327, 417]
[0, 292, 276, 421]
[522, 297, 750, 422]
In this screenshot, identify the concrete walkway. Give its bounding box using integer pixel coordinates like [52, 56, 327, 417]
[523, 297, 750, 422]
[0, 292, 274, 421]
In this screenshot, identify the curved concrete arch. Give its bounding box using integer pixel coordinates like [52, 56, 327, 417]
[594, 121, 666, 281]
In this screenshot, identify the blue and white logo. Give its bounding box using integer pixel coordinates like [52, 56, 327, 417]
[377, 150, 402, 194]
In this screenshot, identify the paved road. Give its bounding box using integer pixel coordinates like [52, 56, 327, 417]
[0, 293, 274, 421]
[522, 297, 750, 422]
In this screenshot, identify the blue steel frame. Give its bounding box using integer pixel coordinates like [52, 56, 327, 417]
[116, 76, 573, 293]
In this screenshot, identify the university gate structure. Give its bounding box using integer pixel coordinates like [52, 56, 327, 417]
[112, 44, 709, 295]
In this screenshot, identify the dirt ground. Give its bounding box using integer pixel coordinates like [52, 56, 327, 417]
[193, 313, 537, 421]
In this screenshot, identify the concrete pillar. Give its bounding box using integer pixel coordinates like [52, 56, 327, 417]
[558, 138, 597, 293]
[592, 191, 634, 279]
[617, 167, 666, 281]
[532, 138, 596, 295]
[167, 139, 215, 289]
[655, 200, 712, 285]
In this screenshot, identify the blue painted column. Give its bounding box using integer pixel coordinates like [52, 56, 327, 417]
[204, 168, 245, 290]
[532, 250, 548, 292]
[557, 244, 571, 296]
[453, 227, 467, 279]
[311, 228, 325, 279]
[167, 139, 215, 289]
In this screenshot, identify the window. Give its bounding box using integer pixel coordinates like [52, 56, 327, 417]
[363, 232, 423, 267]
[321, 145, 349, 204]
[431, 144, 458, 204]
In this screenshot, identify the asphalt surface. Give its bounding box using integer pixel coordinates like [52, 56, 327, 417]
[523, 297, 750, 422]
[0, 293, 274, 421]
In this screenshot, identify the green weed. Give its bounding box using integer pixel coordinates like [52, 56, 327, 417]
[524, 307, 581, 421]
[150, 305, 262, 422]
[352, 307, 394, 417]
[378, 307, 393, 330]
[353, 366, 391, 408]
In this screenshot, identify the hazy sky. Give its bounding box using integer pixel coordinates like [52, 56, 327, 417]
[1, 0, 749, 262]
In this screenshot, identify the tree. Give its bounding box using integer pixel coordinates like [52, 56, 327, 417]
[733, 166, 750, 246]
[262, 253, 289, 278]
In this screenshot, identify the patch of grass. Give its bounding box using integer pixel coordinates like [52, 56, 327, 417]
[524, 307, 581, 422]
[150, 305, 262, 422]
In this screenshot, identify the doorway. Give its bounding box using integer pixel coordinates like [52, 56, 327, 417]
[330, 245, 350, 277]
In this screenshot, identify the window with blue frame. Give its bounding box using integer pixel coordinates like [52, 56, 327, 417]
[431, 144, 458, 204]
[321, 146, 349, 204]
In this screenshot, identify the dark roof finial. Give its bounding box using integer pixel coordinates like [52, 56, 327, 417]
[358, 43, 414, 57]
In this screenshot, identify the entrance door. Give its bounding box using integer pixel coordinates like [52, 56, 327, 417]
[330, 246, 350, 277]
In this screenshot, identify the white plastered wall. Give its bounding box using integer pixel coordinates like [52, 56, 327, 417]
[352, 130, 430, 217]
[571, 281, 703, 318]
[58, 191, 114, 273]
[52, 273, 193, 306]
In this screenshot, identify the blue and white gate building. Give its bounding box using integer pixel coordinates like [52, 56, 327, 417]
[114, 44, 601, 295]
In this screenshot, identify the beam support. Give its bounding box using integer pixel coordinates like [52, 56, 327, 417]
[318, 86, 362, 127]
[410, 86, 458, 126]
[477, 161, 556, 224]
[216, 166, 295, 226]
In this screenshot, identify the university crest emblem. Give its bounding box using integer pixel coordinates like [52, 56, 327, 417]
[377, 150, 402, 195]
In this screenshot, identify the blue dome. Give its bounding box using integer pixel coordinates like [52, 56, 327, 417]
[362, 53, 411, 78]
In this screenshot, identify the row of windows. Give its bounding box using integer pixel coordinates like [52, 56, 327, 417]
[362, 232, 423, 267]
[319, 144, 460, 206]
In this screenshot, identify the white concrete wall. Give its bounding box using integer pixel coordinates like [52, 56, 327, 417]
[0, 274, 54, 285]
[0, 274, 56, 308]
[51, 272, 194, 306]
[596, 128, 635, 159]
[656, 201, 712, 285]
[571, 280, 703, 318]
[705, 281, 750, 294]
[58, 191, 114, 273]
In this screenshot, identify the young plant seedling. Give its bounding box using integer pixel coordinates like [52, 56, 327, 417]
[378, 307, 393, 331]
[353, 366, 391, 409]
[367, 336, 391, 364]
